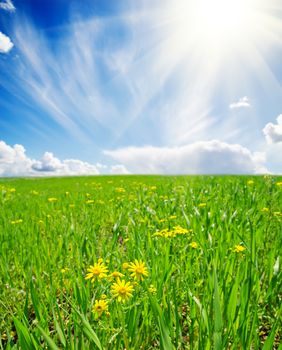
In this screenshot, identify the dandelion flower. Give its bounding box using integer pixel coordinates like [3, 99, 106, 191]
[122, 262, 130, 269]
[198, 203, 206, 208]
[111, 278, 134, 302]
[92, 299, 108, 316]
[109, 271, 124, 279]
[189, 241, 198, 249]
[247, 180, 254, 185]
[48, 197, 57, 202]
[128, 260, 149, 281]
[233, 244, 246, 253]
[85, 261, 108, 282]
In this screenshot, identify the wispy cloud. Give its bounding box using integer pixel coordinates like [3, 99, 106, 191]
[0, 31, 13, 53]
[1, 0, 282, 153]
[263, 114, 282, 143]
[0, 0, 15, 12]
[229, 96, 251, 109]
[104, 140, 268, 174]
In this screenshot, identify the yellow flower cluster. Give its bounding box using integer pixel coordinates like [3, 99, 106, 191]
[11, 219, 23, 225]
[154, 225, 192, 238]
[85, 258, 150, 315]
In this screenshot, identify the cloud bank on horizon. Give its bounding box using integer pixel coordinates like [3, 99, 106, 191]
[0, 0, 282, 175]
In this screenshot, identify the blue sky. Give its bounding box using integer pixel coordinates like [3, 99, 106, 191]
[0, 0, 282, 175]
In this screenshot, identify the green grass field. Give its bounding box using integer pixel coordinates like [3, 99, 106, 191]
[0, 175, 281, 349]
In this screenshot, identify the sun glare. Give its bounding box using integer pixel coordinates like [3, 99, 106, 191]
[169, 0, 266, 53]
[195, 0, 252, 40]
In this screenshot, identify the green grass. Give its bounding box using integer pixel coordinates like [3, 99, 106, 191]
[0, 175, 281, 349]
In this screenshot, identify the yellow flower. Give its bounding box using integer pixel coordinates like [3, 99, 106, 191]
[115, 187, 126, 193]
[247, 180, 254, 185]
[85, 261, 108, 282]
[85, 199, 94, 204]
[149, 284, 157, 294]
[48, 197, 57, 202]
[198, 203, 206, 208]
[261, 207, 269, 212]
[92, 299, 108, 316]
[8, 188, 16, 193]
[173, 226, 189, 235]
[168, 215, 177, 220]
[189, 241, 198, 249]
[111, 278, 134, 302]
[233, 244, 246, 253]
[276, 181, 282, 187]
[109, 271, 124, 280]
[11, 219, 23, 225]
[128, 260, 149, 281]
[122, 262, 130, 269]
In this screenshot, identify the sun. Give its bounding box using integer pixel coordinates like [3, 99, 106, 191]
[166, 0, 266, 54]
[194, 0, 253, 42]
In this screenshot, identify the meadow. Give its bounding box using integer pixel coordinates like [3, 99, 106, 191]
[0, 175, 281, 349]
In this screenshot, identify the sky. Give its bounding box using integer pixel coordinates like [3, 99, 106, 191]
[0, 0, 282, 176]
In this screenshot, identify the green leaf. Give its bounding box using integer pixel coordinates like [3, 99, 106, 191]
[37, 326, 60, 350]
[262, 319, 278, 350]
[13, 318, 36, 350]
[149, 296, 174, 350]
[213, 268, 223, 350]
[72, 308, 102, 350]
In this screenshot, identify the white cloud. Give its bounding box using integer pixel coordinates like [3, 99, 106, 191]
[110, 164, 130, 175]
[104, 140, 268, 174]
[0, 141, 100, 176]
[263, 114, 282, 144]
[0, 31, 13, 53]
[0, 141, 33, 176]
[0, 0, 15, 11]
[229, 96, 251, 109]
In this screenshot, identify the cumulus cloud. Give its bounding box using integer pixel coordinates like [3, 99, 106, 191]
[104, 140, 268, 174]
[263, 115, 282, 144]
[229, 96, 251, 109]
[0, 140, 101, 176]
[0, 141, 33, 176]
[0, 31, 13, 53]
[110, 164, 130, 175]
[0, 0, 15, 11]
